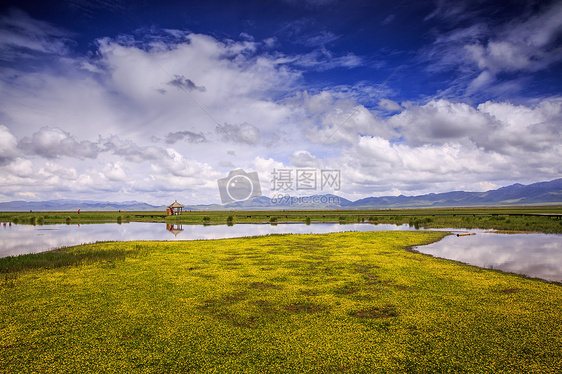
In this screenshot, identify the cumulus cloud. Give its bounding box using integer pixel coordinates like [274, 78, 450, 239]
[0, 12, 309, 202]
[293, 90, 397, 145]
[1, 23, 299, 140]
[164, 131, 207, 145]
[388, 100, 493, 146]
[378, 98, 402, 112]
[102, 162, 127, 182]
[476, 99, 562, 154]
[0, 125, 19, 165]
[4, 158, 34, 178]
[304, 96, 562, 198]
[151, 148, 215, 179]
[100, 136, 167, 163]
[85, 31, 300, 141]
[465, 36, 560, 74]
[290, 150, 321, 167]
[38, 162, 78, 182]
[18, 127, 100, 159]
[167, 75, 206, 92]
[342, 136, 514, 196]
[387, 98, 562, 156]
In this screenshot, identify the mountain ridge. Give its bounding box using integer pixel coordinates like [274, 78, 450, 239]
[0, 178, 560, 211]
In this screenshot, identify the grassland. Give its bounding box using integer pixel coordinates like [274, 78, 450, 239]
[1, 231, 561, 373]
[2, 206, 562, 233]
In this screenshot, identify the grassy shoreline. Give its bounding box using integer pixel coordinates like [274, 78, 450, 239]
[1, 231, 561, 373]
[1, 206, 562, 233]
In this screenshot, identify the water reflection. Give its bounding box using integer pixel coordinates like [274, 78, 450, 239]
[414, 232, 562, 282]
[1, 222, 561, 282]
[166, 223, 184, 236]
[0, 222, 414, 258]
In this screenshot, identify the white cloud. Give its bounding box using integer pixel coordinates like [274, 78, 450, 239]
[4, 158, 34, 178]
[289, 150, 321, 167]
[387, 98, 562, 156]
[164, 131, 206, 145]
[0, 10, 560, 204]
[466, 70, 495, 94]
[0, 125, 19, 165]
[217, 123, 261, 145]
[291, 90, 397, 146]
[422, 1, 562, 97]
[340, 137, 514, 196]
[86, 31, 300, 142]
[476, 99, 562, 154]
[290, 47, 363, 70]
[100, 136, 167, 163]
[152, 148, 215, 179]
[465, 40, 549, 73]
[506, 1, 562, 49]
[18, 127, 100, 159]
[0, 9, 72, 59]
[388, 99, 493, 146]
[378, 98, 402, 112]
[38, 162, 78, 182]
[103, 162, 127, 182]
[0, 65, 125, 140]
[320, 97, 562, 198]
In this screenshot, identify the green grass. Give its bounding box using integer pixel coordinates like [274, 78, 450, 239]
[2, 206, 561, 233]
[0, 211, 136, 225]
[1, 232, 561, 373]
[0, 244, 145, 274]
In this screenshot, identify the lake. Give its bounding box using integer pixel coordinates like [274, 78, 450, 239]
[1, 222, 561, 282]
[0, 222, 421, 258]
[413, 230, 562, 282]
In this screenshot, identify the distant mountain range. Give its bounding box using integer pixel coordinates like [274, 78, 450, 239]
[0, 178, 560, 212]
[346, 178, 562, 209]
[0, 199, 167, 212]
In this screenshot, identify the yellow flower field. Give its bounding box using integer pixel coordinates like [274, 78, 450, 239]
[1, 231, 561, 373]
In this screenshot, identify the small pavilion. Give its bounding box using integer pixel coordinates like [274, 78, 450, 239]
[167, 200, 184, 216]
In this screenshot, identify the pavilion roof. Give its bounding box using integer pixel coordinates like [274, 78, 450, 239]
[168, 200, 184, 208]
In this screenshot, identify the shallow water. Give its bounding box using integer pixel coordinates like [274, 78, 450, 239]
[0, 222, 421, 258]
[413, 231, 562, 282]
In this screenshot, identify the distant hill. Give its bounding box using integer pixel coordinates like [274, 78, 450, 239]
[221, 194, 350, 210]
[0, 199, 166, 212]
[0, 178, 560, 211]
[347, 178, 562, 209]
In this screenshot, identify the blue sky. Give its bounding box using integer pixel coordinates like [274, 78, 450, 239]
[0, 0, 561, 205]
